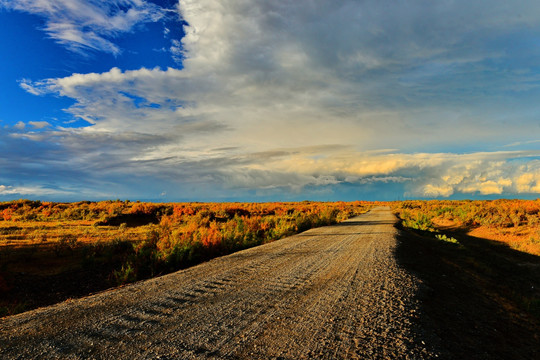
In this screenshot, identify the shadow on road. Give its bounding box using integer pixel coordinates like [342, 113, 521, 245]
[395, 224, 540, 360]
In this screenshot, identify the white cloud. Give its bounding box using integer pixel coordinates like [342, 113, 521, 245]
[408, 154, 540, 197]
[13, 121, 25, 130]
[28, 121, 50, 129]
[0, 185, 13, 193]
[19, 79, 42, 95]
[422, 184, 455, 197]
[0, 184, 68, 196]
[170, 39, 183, 64]
[1, 0, 167, 55]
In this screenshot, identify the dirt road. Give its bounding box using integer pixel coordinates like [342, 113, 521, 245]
[0, 207, 439, 359]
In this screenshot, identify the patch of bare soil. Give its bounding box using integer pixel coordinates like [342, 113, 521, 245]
[467, 225, 540, 253]
[431, 217, 461, 230]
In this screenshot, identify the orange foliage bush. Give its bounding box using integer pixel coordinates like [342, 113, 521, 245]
[0, 199, 372, 286]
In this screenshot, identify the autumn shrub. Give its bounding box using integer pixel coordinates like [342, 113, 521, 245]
[392, 199, 540, 256]
[113, 263, 136, 285]
[1, 200, 371, 287]
[394, 199, 540, 229]
[107, 201, 371, 284]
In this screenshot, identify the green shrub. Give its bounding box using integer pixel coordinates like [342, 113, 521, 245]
[435, 234, 460, 245]
[113, 263, 136, 285]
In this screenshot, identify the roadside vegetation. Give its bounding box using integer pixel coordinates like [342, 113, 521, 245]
[0, 200, 372, 316]
[392, 199, 540, 256]
[393, 199, 540, 336]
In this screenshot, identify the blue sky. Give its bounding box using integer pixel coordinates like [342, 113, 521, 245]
[1, 0, 540, 202]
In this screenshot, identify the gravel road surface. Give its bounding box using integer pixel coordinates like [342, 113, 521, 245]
[0, 207, 440, 359]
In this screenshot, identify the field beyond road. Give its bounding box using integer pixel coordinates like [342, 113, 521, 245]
[1, 206, 539, 359]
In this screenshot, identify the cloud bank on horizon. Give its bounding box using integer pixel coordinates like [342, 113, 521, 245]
[2, 0, 540, 201]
